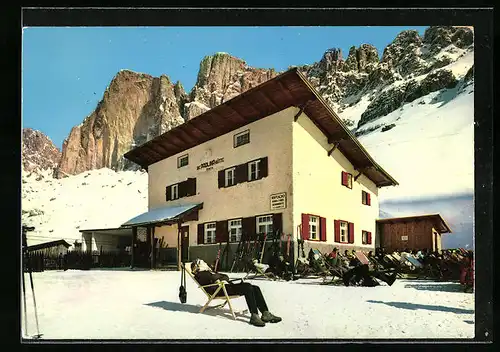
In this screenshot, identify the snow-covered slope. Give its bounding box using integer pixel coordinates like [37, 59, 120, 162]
[21, 168, 148, 247]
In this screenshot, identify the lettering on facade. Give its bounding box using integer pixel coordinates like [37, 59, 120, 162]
[401, 235, 408, 241]
[196, 157, 224, 171]
[270, 192, 287, 210]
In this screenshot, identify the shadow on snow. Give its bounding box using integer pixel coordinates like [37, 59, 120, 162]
[366, 300, 474, 315]
[144, 300, 249, 323]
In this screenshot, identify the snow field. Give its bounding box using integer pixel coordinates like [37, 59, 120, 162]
[21, 270, 474, 340]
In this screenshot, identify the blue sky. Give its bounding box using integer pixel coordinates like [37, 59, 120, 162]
[22, 26, 428, 149]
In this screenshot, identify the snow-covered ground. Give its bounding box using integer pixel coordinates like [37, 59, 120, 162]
[21, 270, 474, 340]
[21, 168, 148, 247]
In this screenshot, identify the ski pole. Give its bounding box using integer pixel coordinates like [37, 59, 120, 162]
[22, 267, 28, 337]
[27, 251, 41, 338]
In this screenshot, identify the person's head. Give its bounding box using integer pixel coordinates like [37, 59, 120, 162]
[332, 247, 338, 253]
[191, 258, 211, 274]
[368, 251, 373, 257]
[344, 250, 349, 256]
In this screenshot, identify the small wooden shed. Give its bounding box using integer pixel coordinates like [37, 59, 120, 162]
[376, 214, 452, 253]
[27, 239, 72, 256]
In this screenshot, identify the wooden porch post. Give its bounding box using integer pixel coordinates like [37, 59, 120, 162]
[177, 222, 182, 271]
[150, 227, 155, 269]
[131, 227, 137, 269]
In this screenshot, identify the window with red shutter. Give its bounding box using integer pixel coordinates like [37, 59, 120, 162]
[301, 214, 310, 240]
[334, 220, 340, 242]
[367, 231, 372, 244]
[320, 217, 327, 241]
[342, 171, 353, 189]
[348, 222, 355, 243]
[367, 193, 371, 206]
[197, 223, 204, 245]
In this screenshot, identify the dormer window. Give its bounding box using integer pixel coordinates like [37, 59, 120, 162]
[234, 130, 250, 148]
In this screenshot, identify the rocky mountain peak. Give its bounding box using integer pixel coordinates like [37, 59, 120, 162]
[22, 128, 61, 173]
[319, 48, 343, 72]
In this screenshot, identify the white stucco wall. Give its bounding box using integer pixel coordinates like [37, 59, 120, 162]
[148, 107, 295, 246]
[292, 111, 379, 250]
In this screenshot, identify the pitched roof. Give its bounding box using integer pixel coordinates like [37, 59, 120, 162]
[376, 214, 452, 233]
[124, 68, 398, 187]
[27, 239, 72, 251]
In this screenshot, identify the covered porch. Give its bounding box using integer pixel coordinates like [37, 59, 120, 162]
[120, 202, 203, 270]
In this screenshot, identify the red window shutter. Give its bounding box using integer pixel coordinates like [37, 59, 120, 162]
[218, 170, 225, 188]
[334, 220, 340, 242]
[260, 157, 268, 178]
[215, 221, 228, 243]
[197, 223, 204, 245]
[348, 222, 355, 243]
[166, 186, 171, 201]
[272, 213, 283, 236]
[320, 217, 327, 241]
[301, 213, 310, 240]
[367, 193, 371, 206]
[367, 231, 372, 244]
[341, 171, 347, 186]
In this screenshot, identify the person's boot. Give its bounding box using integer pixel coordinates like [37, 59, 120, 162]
[261, 311, 282, 323]
[343, 273, 350, 287]
[388, 273, 397, 286]
[249, 313, 266, 327]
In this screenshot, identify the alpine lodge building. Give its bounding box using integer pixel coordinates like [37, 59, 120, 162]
[121, 68, 398, 270]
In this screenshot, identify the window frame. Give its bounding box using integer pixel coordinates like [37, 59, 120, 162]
[362, 230, 369, 244]
[204, 222, 216, 244]
[339, 221, 348, 243]
[256, 214, 274, 235]
[228, 218, 243, 243]
[171, 184, 179, 200]
[309, 216, 319, 240]
[362, 190, 371, 205]
[342, 171, 353, 189]
[177, 154, 189, 168]
[248, 159, 261, 181]
[234, 130, 250, 148]
[225, 167, 236, 187]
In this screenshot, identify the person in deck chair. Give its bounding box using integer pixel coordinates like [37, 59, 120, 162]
[342, 263, 397, 287]
[191, 259, 282, 327]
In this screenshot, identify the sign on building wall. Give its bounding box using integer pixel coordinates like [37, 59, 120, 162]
[401, 235, 408, 241]
[197, 157, 224, 171]
[270, 192, 287, 210]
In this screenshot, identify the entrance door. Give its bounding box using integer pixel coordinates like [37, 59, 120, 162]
[181, 226, 190, 262]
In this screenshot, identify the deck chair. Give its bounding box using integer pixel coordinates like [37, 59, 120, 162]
[183, 262, 246, 320]
[354, 251, 371, 266]
[244, 260, 278, 281]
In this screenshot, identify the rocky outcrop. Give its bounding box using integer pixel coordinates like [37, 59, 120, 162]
[56, 70, 185, 177]
[359, 68, 459, 127]
[344, 44, 378, 73]
[22, 128, 61, 173]
[422, 26, 474, 55]
[187, 52, 277, 118]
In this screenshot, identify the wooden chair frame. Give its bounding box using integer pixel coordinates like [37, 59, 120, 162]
[184, 262, 246, 320]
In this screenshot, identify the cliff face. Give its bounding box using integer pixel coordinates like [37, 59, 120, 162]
[56, 53, 277, 177]
[56, 70, 185, 177]
[53, 26, 473, 177]
[22, 128, 61, 173]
